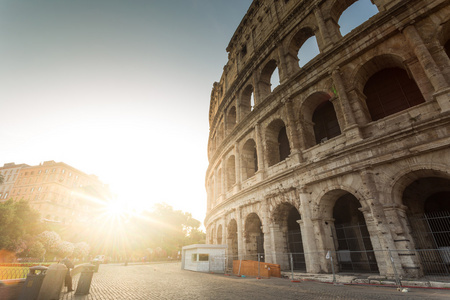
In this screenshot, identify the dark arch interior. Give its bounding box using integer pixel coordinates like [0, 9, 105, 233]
[363, 68, 425, 121]
[333, 193, 378, 273]
[312, 101, 341, 144]
[278, 126, 291, 161]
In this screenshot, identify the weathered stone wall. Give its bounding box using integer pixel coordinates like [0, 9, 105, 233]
[206, 0, 450, 278]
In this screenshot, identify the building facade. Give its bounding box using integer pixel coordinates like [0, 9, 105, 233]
[0, 163, 30, 200]
[205, 0, 450, 278]
[1, 161, 110, 224]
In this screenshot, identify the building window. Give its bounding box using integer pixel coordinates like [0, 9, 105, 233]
[52, 169, 56, 173]
[45, 169, 49, 173]
[198, 254, 209, 261]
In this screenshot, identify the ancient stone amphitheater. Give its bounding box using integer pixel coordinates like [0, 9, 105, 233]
[205, 0, 450, 278]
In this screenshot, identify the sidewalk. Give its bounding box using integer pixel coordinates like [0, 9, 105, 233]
[281, 271, 450, 289]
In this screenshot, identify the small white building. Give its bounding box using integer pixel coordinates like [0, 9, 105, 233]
[181, 244, 227, 273]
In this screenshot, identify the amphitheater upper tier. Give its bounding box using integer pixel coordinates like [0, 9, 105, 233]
[205, 0, 450, 277]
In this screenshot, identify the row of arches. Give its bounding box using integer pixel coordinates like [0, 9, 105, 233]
[208, 61, 433, 204]
[209, 0, 450, 158]
[208, 171, 450, 276]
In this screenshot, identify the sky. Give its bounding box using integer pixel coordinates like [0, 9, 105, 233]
[0, 0, 377, 226]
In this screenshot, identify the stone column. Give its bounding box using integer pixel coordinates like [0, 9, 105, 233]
[276, 41, 290, 84]
[331, 69, 362, 141]
[255, 122, 266, 179]
[236, 94, 242, 123]
[268, 223, 289, 268]
[234, 143, 241, 191]
[298, 187, 321, 273]
[236, 207, 244, 260]
[314, 6, 332, 50]
[283, 99, 304, 163]
[252, 71, 261, 107]
[402, 25, 450, 111]
[360, 168, 403, 277]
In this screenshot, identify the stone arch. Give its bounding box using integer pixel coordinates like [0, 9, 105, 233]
[240, 84, 254, 119]
[259, 59, 279, 99]
[217, 224, 223, 245]
[227, 219, 239, 262]
[393, 169, 450, 275]
[216, 168, 222, 199]
[226, 155, 236, 191]
[337, 0, 378, 36]
[271, 202, 305, 271]
[241, 138, 258, 181]
[288, 26, 321, 68]
[226, 106, 237, 134]
[299, 91, 342, 148]
[266, 119, 290, 167]
[316, 188, 378, 273]
[390, 165, 450, 208]
[352, 54, 425, 122]
[244, 212, 265, 261]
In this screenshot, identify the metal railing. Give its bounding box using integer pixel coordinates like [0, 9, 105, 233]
[0, 266, 29, 280]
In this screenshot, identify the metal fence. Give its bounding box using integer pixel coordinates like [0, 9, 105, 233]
[0, 267, 29, 280]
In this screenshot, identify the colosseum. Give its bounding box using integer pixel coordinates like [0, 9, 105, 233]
[205, 0, 450, 278]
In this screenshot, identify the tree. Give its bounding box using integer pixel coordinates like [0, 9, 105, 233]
[55, 241, 74, 258]
[0, 200, 44, 252]
[37, 231, 61, 254]
[72, 242, 90, 259]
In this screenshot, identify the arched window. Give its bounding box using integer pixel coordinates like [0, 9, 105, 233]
[259, 60, 280, 99]
[226, 106, 237, 134]
[266, 120, 291, 167]
[338, 0, 378, 36]
[363, 68, 425, 121]
[278, 127, 291, 161]
[241, 85, 254, 118]
[312, 101, 341, 144]
[242, 139, 258, 180]
[298, 36, 320, 67]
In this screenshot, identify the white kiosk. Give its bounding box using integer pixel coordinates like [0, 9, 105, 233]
[181, 244, 227, 273]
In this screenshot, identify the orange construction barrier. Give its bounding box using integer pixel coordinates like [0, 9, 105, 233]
[232, 260, 281, 278]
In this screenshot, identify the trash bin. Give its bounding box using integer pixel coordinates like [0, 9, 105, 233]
[18, 265, 48, 300]
[91, 260, 100, 272]
[75, 264, 95, 295]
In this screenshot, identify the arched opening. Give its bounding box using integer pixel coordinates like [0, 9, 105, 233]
[288, 27, 320, 69]
[217, 225, 223, 245]
[278, 126, 291, 161]
[241, 85, 254, 118]
[313, 101, 341, 144]
[226, 156, 236, 191]
[403, 177, 450, 275]
[266, 119, 291, 167]
[226, 106, 237, 134]
[273, 203, 305, 271]
[333, 193, 378, 273]
[241, 139, 258, 180]
[259, 60, 280, 99]
[363, 68, 425, 121]
[245, 213, 264, 261]
[338, 0, 378, 36]
[227, 219, 239, 266]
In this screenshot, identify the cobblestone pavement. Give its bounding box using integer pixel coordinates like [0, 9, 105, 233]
[60, 263, 450, 300]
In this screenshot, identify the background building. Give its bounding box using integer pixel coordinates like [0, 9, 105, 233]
[0, 163, 29, 201]
[205, 0, 450, 279]
[1, 160, 111, 224]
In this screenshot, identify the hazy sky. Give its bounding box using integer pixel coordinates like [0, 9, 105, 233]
[0, 0, 377, 224]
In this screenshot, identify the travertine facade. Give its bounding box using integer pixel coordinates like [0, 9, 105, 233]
[205, 0, 450, 278]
